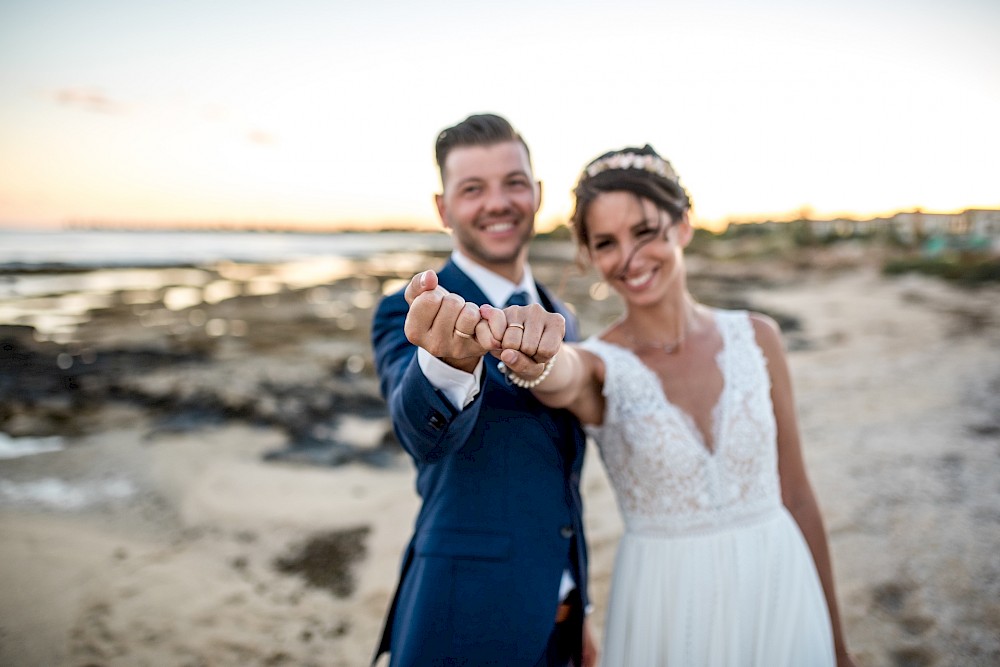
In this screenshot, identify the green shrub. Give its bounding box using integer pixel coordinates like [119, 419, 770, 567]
[883, 255, 1000, 284]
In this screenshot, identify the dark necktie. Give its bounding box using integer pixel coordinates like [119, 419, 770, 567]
[504, 290, 530, 308]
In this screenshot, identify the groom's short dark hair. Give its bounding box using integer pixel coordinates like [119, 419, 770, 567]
[434, 113, 532, 182]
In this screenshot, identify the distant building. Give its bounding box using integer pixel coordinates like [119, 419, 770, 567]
[959, 209, 1000, 251]
[810, 217, 879, 238]
[889, 211, 960, 244]
[804, 208, 1000, 251]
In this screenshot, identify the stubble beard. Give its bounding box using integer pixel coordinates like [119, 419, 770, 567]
[453, 216, 535, 268]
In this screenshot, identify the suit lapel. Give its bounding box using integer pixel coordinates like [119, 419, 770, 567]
[437, 261, 490, 306]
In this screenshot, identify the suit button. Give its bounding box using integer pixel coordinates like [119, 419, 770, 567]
[560, 525, 574, 539]
[428, 411, 446, 430]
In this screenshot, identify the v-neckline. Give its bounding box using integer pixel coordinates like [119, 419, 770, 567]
[598, 317, 728, 458]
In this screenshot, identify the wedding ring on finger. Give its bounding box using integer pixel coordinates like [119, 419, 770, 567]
[453, 329, 474, 339]
[508, 322, 525, 330]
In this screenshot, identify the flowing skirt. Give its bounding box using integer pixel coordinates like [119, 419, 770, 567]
[601, 507, 835, 667]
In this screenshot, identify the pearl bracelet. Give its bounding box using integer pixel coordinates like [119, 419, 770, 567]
[498, 353, 558, 389]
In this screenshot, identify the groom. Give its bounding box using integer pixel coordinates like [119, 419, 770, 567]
[371, 113, 596, 666]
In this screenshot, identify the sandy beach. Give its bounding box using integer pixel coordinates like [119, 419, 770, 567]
[1, 240, 998, 666]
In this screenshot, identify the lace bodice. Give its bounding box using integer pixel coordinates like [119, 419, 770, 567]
[581, 310, 782, 536]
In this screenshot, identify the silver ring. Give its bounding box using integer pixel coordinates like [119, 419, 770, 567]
[454, 329, 474, 339]
[508, 322, 525, 330]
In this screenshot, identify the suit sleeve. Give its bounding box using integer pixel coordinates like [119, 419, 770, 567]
[371, 289, 488, 464]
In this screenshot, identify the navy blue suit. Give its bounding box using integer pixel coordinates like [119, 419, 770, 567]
[371, 259, 589, 667]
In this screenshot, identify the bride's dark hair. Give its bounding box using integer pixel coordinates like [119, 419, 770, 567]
[570, 144, 692, 251]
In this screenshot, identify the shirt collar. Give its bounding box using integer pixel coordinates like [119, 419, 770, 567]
[450, 250, 539, 307]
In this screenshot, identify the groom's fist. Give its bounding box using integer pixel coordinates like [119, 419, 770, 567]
[402, 270, 496, 372]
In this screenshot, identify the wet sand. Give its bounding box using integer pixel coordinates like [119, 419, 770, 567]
[1, 243, 998, 666]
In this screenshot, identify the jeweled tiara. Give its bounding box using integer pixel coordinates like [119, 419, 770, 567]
[584, 151, 679, 182]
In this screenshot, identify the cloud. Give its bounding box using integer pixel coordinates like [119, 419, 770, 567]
[51, 88, 126, 114]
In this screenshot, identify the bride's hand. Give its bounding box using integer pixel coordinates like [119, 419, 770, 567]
[837, 650, 858, 667]
[582, 616, 599, 667]
[481, 303, 564, 380]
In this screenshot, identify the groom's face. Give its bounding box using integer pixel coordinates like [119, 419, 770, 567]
[435, 141, 540, 275]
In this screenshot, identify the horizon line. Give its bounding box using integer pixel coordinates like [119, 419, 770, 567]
[2, 204, 998, 234]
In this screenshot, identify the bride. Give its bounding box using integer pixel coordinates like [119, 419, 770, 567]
[488, 145, 856, 666]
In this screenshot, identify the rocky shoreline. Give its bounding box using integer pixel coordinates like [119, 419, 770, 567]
[1, 253, 417, 466]
[1, 241, 805, 468]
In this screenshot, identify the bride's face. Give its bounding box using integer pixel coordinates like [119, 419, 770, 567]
[585, 191, 691, 306]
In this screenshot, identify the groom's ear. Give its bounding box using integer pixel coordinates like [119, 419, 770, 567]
[434, 194, 450, 231]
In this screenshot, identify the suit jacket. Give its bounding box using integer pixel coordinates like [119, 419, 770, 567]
[370, 259, 589, 667]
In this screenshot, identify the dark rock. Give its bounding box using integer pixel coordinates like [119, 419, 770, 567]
[272, 526, 370, 598]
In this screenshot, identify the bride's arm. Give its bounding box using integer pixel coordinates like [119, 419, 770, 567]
[528, 343, 605, 425]
[751, 312, 855, 667]
[480, 303, 606, 425]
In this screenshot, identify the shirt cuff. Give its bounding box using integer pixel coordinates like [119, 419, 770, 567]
[558, 570, 575, 601]
[417, 347, 483, 410]
[558, 570, 591, 615]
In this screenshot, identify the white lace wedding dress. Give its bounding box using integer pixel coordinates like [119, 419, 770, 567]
[581, 310, 835, 666]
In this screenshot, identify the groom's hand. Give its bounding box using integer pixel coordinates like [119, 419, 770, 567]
[403, 270, 498, 372]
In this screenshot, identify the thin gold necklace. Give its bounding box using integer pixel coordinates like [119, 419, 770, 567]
[623, 324, 687, 354]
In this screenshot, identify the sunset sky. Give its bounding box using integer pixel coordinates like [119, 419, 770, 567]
[1, 0, 998, 232]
